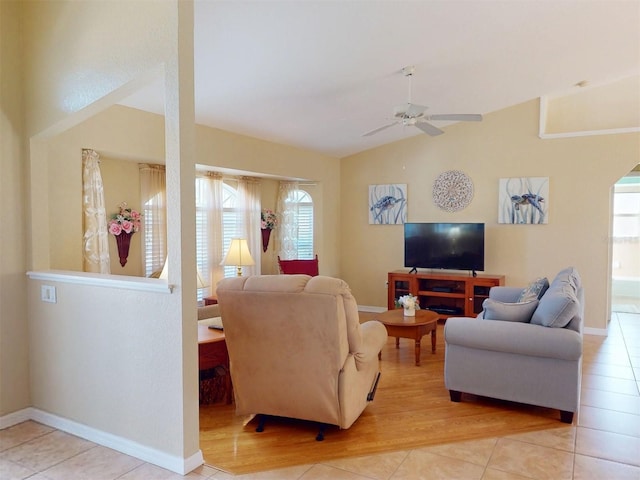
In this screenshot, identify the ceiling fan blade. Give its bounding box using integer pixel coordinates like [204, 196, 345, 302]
[362, 121, 399, 137]
[427, 113, 483, 122]
[404, 103, 428, 117]
[415, 121, 444, 136]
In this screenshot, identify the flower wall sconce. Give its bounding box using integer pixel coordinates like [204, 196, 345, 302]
[108, 202, 141, 267]
[260, 209, 278, 252]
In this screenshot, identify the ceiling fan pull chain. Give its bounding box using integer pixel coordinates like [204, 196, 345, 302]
[403, 65, 415, 105]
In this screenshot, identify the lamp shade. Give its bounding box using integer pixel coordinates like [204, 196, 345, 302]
[196, 268, 207, 289]
[221, 238, 255, 276]
[159, 258, 209, 288]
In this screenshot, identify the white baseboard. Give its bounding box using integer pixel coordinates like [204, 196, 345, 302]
[0, 407, 34, 429]
[358, 305, 387, 313]
[0, 408, 203, 475]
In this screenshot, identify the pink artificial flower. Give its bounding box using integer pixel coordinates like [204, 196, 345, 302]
[121, 220, 133, 233]
[109, 222, 122, 235]
[261, 220, 267, 229]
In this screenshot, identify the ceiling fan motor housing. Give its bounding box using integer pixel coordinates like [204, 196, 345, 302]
[394, 104, 423, 119]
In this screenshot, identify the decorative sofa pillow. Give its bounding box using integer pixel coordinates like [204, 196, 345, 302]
[482, 298, 539, 323]
[551, 266, 581, 290]
[530, 268, 580, 328]
[517, 277, 549, 302]
[531, 284, 579, 328]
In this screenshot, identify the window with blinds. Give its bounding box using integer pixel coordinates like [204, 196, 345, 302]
[194, 178, 241, 301]
[289, 189, 314, 259]
[195, 178, 209, 301]
[221, 182, 239, 278]
[143, 193, 166, 277]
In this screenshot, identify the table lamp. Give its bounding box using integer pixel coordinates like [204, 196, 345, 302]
[159, 258, 209, 289]
[220, 238, 255, 276]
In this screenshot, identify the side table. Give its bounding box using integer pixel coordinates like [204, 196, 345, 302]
[198, 324, 232, 404]
[377, 309, 439, 366]
[203, 296, 218, 306]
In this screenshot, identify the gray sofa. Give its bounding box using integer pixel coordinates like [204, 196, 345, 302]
[444, 267, 583, 423]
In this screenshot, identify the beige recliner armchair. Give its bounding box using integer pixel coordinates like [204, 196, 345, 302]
[216, 274, 387, 439]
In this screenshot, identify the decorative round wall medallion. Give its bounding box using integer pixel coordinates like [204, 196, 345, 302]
[432, 170, 474, 212]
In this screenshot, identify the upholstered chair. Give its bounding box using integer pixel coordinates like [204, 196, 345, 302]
[216, 274, 387, 439]
[277, 255, 319, 276]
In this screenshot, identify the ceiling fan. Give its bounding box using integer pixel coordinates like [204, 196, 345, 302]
[363, 66, 483, 137]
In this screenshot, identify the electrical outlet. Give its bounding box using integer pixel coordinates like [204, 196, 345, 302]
[41, 285, 57, 303]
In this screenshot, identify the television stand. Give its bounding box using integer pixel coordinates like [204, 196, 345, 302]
[387, 270, 505, 319]
[472, 270, 477, 277]
[408, 267, 417, 274]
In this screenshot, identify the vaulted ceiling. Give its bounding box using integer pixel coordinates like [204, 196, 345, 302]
[120, 1, 640, 158]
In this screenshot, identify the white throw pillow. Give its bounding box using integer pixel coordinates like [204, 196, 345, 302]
[482, 298, 539, 323]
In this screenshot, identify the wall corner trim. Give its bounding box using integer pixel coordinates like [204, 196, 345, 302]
[26, 270, 173, 293]
[538, 95, 640, 139]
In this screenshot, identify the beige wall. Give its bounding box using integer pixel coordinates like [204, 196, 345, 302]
[21, 0, 175, 139]
[341, 99, 640, 330]
[46, 107, 166, 272]
[47, 149, 146, 276]
[0, 0, 30, 417]
[101, 156, 144, 276]
[545, 75, 640, 134]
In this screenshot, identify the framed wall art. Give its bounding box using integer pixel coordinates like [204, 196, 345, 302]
[368, 184, 407, 224]
[499, 177, 549, 224]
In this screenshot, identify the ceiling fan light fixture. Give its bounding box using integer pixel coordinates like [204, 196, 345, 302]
[361, 66, 482, 138]
[401, 65, 415, 77]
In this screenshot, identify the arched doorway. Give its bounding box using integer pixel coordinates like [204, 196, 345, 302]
[611, 165, 640, 314]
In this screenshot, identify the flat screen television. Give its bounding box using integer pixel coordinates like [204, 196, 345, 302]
[404, 222, 485, 273]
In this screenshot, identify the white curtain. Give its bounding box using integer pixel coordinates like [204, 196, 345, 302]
[277, 180, 300, 260]
[139, 164, 167, 276]
[82, 149, 110, 273]
[237, 176, 262, 275]
[201, 172, 226, 288]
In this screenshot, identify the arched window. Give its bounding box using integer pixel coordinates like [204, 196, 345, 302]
[195, 178, 240, 301]
[143, 191, 166, 277]
[287, 189, 314, 259]
[221, 182, 240, 277]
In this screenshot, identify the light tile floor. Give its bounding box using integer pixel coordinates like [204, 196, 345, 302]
[2, 312, 639, 480]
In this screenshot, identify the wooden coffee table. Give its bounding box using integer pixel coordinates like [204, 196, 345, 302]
[377, 309, 439, 366]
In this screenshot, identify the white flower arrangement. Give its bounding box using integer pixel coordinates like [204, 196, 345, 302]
[395, 294, 420, 310]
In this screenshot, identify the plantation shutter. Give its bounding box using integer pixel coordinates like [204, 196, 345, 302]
[297, 194, 313, 259]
